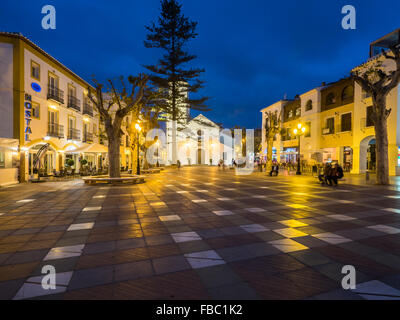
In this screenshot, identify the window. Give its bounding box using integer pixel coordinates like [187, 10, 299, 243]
[305, 100, 313, 111]
[341, 113, 352, 132]
[93, 124, 97, 136]
[48, 73, 59, 89]
[32, 102, 40, 119]
[326, 117, 335, 134]
[305, 122, 311, 137]
[326, 93, 336, 105]
[68, 85, 76, 98]
[31, 61, 40, 80]
[295, 108, 301, 117]
[366, 106, 374, 127]
[288, 110, 293, 119]
[341, 85, 354, 101]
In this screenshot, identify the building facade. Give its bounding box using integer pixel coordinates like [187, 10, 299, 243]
[261, 30, 400, 176]
[0, 32, 132, 185]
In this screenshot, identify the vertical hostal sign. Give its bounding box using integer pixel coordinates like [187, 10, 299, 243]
[24, 93, 33, 142]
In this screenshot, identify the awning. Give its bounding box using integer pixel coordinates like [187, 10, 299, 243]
[69, 143, 108, 154]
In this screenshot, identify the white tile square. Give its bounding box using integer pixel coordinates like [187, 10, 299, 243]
[177, 191, 189, 194]
[313, 232, 352, 244]
[260, 187, 270, 189]
[165, 184, 174, 187]
[252, 195, 267, 199]
[44, 244, 85, 261]
[171, 231, 202, 243]
[240, 224, 268, 233]
[67, 222, 94, 231]
[279, 220, 308, 227]
[192, 199, 207, 203]
[383, 208, 400, 214]
[26, 271, 73, 287]
[328, 214, 356, 221]
[93, 195, 106, 199]
[337, 200, 355, 204]
[196, 190, 209, 193]
[274, 228, 308, 238]
[159, 215, 181, 222]
[213, 210, 234, 216]
[352, 280, 400, 300]
[17, 199, 35, 203]
[367, 225, 400, 234]
[225, 188, 236, 191]
[185, 250, 225, 269]
[181, 184, 190, 187]
[246, 208, 266, 213]
[82, 206, 102, 212]
[0, 213, 4, 216]
[217, 198, 231, 201]
[13, 282, 67, 300]
[269, 239, 309, 253]
[385, 195, 400, 199]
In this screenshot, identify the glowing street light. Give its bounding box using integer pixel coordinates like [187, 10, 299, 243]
[293, 123, 307, 175]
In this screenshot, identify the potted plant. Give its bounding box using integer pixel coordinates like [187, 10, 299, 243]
[66, 159, 75, 168]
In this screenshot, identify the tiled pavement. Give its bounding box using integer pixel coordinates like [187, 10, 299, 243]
[1, 167, 400, 300]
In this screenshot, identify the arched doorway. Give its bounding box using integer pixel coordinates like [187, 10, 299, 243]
[197, 149, 205, 165]
[359, 136, 376, 173]
[197, 130, 204, 164]
[28, 144, 57, 177]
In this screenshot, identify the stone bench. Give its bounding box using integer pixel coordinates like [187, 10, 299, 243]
[83, 175, 145, 185]
[141, 168, 161, 174]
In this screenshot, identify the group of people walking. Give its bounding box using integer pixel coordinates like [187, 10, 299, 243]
[318, 163, 344, 186]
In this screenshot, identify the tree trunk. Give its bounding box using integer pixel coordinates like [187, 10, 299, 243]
[266, 137, 273, 174]
[374, 111, 389, 185]
[108, 133, 121, 178]
[171, 120, 177, 165]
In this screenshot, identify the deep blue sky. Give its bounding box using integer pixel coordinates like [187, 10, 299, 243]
[1, 0, 400, 128]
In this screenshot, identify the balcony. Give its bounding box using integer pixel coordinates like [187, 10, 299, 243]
[67, 128, 81, 141]
[47, 85, 64, 104]
[47, 123, 64, 139]
[322, 127, 334, 135]
[83, 103, 94, 117]
[83, 132, 93, 143]
[67, 95, 81, 112]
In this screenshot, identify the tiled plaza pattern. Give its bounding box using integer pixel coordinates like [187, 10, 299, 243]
[1, 167, 400, 300]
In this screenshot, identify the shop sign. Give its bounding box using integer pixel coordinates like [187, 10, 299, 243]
[24, 93, 33, 142]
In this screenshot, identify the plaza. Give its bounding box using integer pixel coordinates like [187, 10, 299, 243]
[1, 166, 400, 300]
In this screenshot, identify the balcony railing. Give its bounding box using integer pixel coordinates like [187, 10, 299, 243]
[83, 132, 93, 143]
[67, 95, 81, 112]
[47, 85, 64, 104]
[47, 123, 64, 139]
[67, 128, 81, 141]
[322, 127, 334, 135]
[83, 103, 94, 117]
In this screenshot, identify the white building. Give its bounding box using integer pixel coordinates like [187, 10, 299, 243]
[0, 32, 132, 185]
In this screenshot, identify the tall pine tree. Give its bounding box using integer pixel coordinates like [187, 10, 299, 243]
[144, 0, 208, 164]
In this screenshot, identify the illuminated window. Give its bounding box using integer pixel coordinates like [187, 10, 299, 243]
[32, 102, 40, 119]
[31, 61, 40, 80]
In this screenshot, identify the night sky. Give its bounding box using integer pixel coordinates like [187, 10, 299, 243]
[1, 0, 400, 129]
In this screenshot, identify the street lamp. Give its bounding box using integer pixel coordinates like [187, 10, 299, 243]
[135, 123, 141, 175]
[293, 123, 306, 175]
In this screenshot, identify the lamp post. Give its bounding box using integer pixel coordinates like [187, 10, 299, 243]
[135, 123, 141, 175]
[293, 123, 306, 175]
